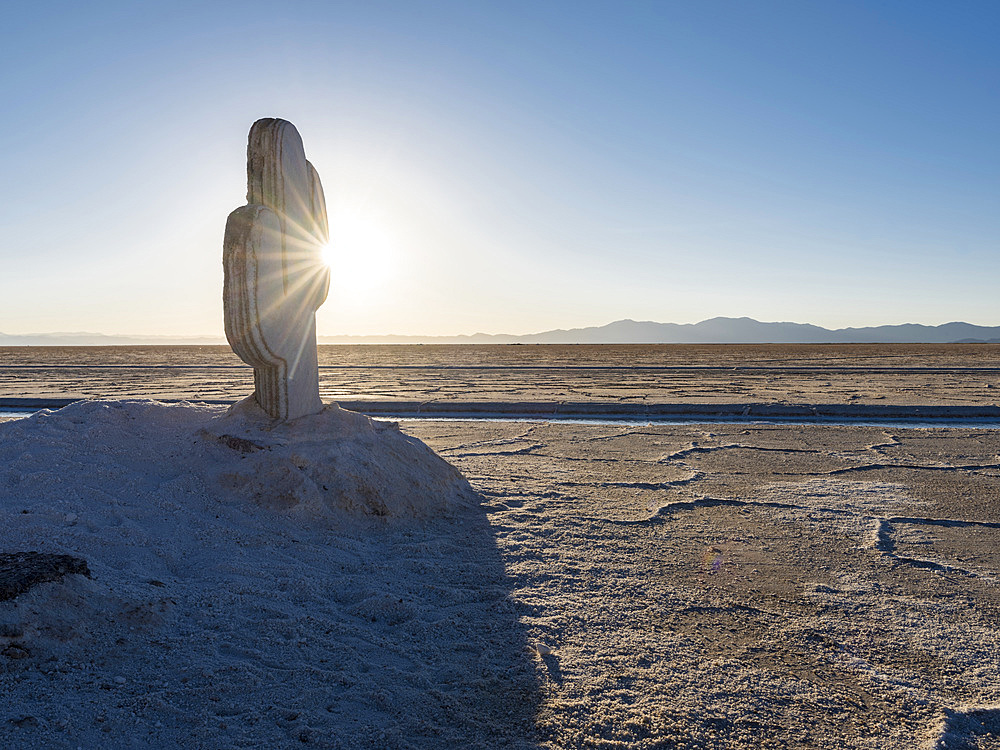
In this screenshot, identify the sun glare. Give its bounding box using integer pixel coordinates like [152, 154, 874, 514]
[322, 211, 396, 301]
[320, 243, 336, 268]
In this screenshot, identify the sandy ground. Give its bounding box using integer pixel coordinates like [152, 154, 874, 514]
[2, 344, 1000, 406]
[2, 400, 1000, 748]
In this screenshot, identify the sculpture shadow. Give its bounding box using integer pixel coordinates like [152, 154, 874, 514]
[174, 489, 546, 750]
[314, 494, 546, 748]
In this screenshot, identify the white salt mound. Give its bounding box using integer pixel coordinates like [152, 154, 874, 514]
[203, 396, 477, 519]
[0, 400, 532, 749]
[10, 397, 476, 521]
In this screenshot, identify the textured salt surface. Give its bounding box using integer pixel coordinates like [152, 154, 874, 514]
[4, 405, 1000, 748]
[405, 420, 1000, 749]
[2, 343, 999, 406]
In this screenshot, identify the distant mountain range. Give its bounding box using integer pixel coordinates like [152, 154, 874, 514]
[317, 318, 1000, 344]
[3, 318, 1000, 346]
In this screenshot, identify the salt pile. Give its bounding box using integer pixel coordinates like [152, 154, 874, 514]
[0, 400, 535, 749]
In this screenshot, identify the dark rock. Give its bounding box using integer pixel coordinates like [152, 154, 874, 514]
[217, 434, 266, 454]
[9, 715, 38, 728]
[2, 644, 29, 659]
[0, 552, 91, 602]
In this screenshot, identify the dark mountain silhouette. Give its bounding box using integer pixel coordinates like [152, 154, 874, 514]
[318, 317, 1000, 344]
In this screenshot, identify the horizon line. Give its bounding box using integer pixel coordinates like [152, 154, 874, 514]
[3, 316, 1000, 343]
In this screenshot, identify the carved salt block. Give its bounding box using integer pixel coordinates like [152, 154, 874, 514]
[223, 119, 331, 421]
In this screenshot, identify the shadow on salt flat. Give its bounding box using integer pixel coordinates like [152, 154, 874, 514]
[930, 706, 1000, 750]
[0, 400, 544, 749]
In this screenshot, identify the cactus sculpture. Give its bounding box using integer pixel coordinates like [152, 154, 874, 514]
[223, 118, 331, 420]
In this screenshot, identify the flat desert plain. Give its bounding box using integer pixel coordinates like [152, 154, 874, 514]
[1, 345, 999, 748]
[405, 419, 1000, 749]
[1, 343, 999, 405]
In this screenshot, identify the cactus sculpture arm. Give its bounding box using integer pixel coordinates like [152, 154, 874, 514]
[223, 118, 331, 420]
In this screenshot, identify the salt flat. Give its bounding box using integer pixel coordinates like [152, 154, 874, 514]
[2, 402, 999, 748]
[404, 419, 1000, 749]
[1, 344, 999, 747]
[1, 344, 999, 406]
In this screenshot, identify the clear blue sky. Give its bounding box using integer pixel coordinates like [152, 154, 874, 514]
[1, 1, 997, 336]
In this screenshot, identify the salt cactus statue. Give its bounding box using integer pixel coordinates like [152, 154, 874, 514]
[223, 118, 331, 420]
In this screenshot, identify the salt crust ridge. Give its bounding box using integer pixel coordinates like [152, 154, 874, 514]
[0, 400, 531, 749]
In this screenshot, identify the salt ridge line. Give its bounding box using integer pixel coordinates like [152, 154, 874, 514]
[2, 364, 1000, 373]
[4, 398, 1000, 426]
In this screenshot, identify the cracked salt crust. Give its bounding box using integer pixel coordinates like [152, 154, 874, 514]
[3, 408, 1000, 747]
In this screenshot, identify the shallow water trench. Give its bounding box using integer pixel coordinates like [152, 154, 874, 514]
[4, 404, 1000, 429]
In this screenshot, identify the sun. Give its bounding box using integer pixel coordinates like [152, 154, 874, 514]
[320, 242, 336, 269]
[320, 211, 396, 299]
